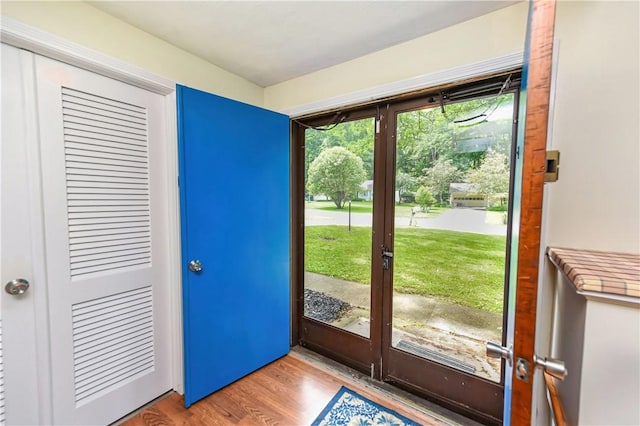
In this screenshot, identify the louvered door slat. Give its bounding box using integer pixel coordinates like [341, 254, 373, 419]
[69, 241, 149, 255]
[74, 336, 153, 375]
[68, 237, 150, 253]
[65, 129, 148, 148]
[64, 112, 147, 135]
[66, 169, 149, 181]
[73, 296, 152, 325]
[66, 158, 148, 173]
[67, 196, 149, 205]
[70, 222, 149, 232]
[65, 136, 148, 154]
[72, 288, 151, 317]
[62, 102, 147, 126]
[69, 216, 149, 225]
[74, 308, 153, 340]
[67, 181, 149, 194]
[65, 147, 148, 163]
[75, 346, 154, 385]
[63, 108, 147, 131]
[74, 323, 153, 360]
[64, 121, 147, 142]
[62, 90, 146, 118]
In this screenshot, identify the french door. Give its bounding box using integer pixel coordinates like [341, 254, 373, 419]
[296, 74, 521, 423]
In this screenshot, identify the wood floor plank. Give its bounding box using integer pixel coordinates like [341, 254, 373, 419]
[122, 354, 450, 425]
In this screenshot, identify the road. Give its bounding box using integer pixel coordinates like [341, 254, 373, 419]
[305, 207, 506, 236]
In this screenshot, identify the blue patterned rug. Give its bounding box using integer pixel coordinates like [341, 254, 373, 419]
[311, 386, 422, 426]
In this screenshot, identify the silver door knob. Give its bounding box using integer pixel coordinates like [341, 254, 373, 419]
[5, 278, 30, 295]
[188, 260, 203, 272]
[534, 354, 567, 380]
[486, 341, 513, 366]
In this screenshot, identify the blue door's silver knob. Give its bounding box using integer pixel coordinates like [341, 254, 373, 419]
[188, 260, 203, 272]
[5, 278, 30, 295]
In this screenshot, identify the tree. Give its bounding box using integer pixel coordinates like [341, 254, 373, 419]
[305, 118, 375, 180]
[395, 172, 418, 204]
[422, 158, 461, 205]
[415, 186, 435, 210]
[307, 147, 367, 209]
[465, 149, 510, 204]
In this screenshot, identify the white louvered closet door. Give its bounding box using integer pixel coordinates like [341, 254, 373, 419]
[35, 55, 172, 425]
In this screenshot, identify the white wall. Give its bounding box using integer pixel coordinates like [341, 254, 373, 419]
[544, 2, 640, 424]
[1, 1, 264, 106]
[264, 2, 529, 111]
[545, 0, 640, 254]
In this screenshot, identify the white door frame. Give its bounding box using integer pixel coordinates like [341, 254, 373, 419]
[1, 16, 184, 422]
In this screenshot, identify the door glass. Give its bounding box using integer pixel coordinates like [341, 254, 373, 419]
[303, 117, 375, 338]
[392, 94, 515, 381]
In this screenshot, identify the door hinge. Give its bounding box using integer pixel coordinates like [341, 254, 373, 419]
[370, 363, 375, 379]
[376, 119, 380, 134]
[545, 150, 560, 182]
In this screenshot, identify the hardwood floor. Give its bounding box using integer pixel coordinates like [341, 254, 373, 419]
[121, 351, 459, 425]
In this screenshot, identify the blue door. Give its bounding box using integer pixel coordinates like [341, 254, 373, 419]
[177, 85, 290, 407]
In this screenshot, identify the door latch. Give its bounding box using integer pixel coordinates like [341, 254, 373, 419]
[545, 150, 560, 182]
[381, 246, 393, 270]
[514, 355, 567, 383]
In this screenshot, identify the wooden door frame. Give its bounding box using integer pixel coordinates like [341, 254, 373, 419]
[510, 0, 557, 424]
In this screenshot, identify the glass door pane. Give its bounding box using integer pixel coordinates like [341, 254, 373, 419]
[303, 117, 375, 338]
[391, 93, 515, 381]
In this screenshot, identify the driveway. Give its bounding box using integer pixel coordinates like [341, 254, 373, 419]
[305, 207, 506, 236]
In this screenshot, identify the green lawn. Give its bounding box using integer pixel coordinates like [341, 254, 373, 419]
[306, 200, 449, 218]
[305, 225, 506, 312]
[306, 200, 373, 213]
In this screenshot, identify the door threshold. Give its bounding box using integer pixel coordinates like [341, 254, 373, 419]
[290, 346, 483, 426]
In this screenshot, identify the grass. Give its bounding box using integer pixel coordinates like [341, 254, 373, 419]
[305, 225, 506, 312]
[306, 200, 373, 213]
[305, 200, 449, 218]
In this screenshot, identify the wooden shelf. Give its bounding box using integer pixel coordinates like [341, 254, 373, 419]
[547, 247, 639, 299]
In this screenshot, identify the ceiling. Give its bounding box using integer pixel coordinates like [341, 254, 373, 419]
[89, 1, 519, 87]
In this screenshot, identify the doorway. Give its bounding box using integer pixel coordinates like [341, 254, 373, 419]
[294, 73, 521, 423]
